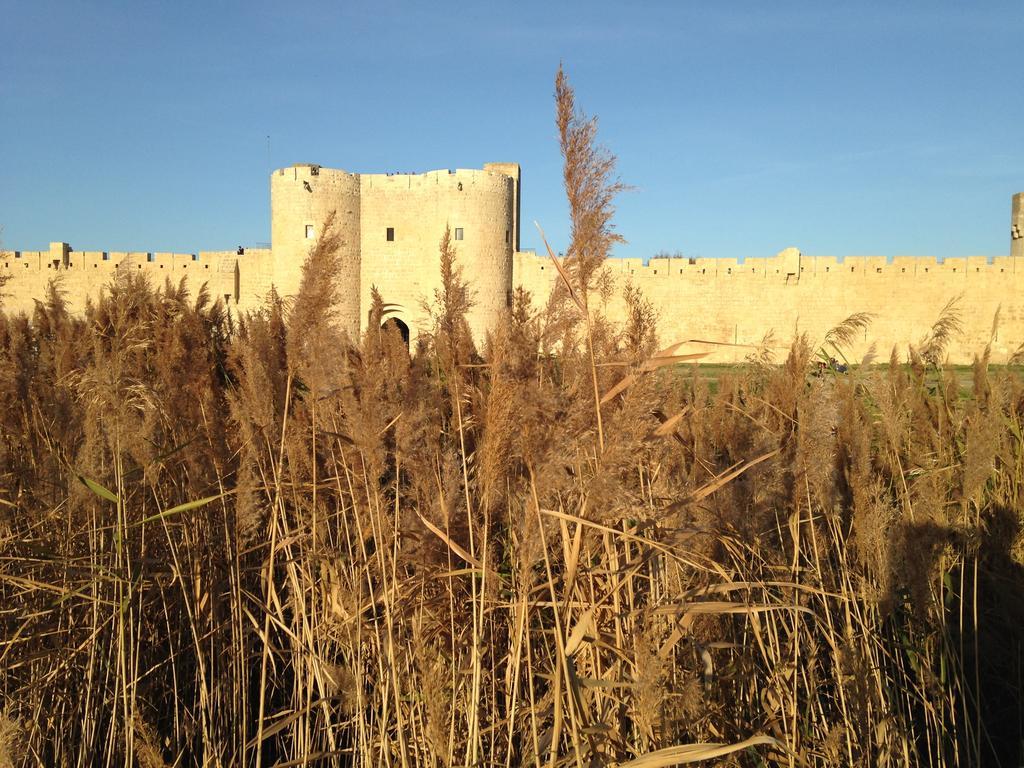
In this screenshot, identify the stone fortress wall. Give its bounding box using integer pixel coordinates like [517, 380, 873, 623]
[514, 244, 1024, 364]
[514, 188, 1024, 365]
[0, 243, 270, 316]
[2, 162, 1023, 364]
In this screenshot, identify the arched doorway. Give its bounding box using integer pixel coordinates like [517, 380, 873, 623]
[382, 316, 410, 347]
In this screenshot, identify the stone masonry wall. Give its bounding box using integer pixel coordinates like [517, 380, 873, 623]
[513, 248, 1024, 364]
[0, 242, 272, 320]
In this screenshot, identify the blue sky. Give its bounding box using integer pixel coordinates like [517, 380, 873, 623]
[2, 0, 1022, 259]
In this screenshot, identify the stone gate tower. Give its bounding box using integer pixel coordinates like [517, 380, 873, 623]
[269, 162, 519, 343]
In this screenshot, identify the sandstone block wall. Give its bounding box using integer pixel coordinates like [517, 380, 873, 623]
[483, 163, 521, 251]
[0, 242, 271, 319]
[513, 248, 1024, 364]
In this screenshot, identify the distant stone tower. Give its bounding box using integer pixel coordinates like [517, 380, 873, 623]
[270, 164, 362, 337]
[1012, 193, 1024, 262]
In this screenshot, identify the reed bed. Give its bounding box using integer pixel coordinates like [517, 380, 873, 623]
[1, 68, 1022, 767]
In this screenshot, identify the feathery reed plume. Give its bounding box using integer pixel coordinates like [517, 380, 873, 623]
[821, 311, 875, 364]
[429, 225, 475, 366]
[0, 714, 21, 768]
[989, 304, 1001, 347]
[746, 328, 778, 367]
[919, 295, 964, 366]
[549, 64, 629, 453]
[621, 281, 658, 362]
[286, 210, 350, 392]
[1010, 341, 1024, 365]
[555, 64, 626, 300]
[859, 341, 878, 366]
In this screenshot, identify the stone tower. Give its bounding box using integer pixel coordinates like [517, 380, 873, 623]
[1012, 192, 1024, 262]
[269, 163, 518, 344]
[270, 164, 362, 337]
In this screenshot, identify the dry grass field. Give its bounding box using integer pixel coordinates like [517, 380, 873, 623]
[1, 67, 1022, 767]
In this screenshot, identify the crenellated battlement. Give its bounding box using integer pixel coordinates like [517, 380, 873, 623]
[1, 249, 271, 275]
[359, 169, 514, 197]
[276, 163, 513, 192]
[515, 249, 1018, 282]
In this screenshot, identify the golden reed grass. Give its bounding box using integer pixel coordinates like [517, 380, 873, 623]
[1, 66, 1022, 767]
